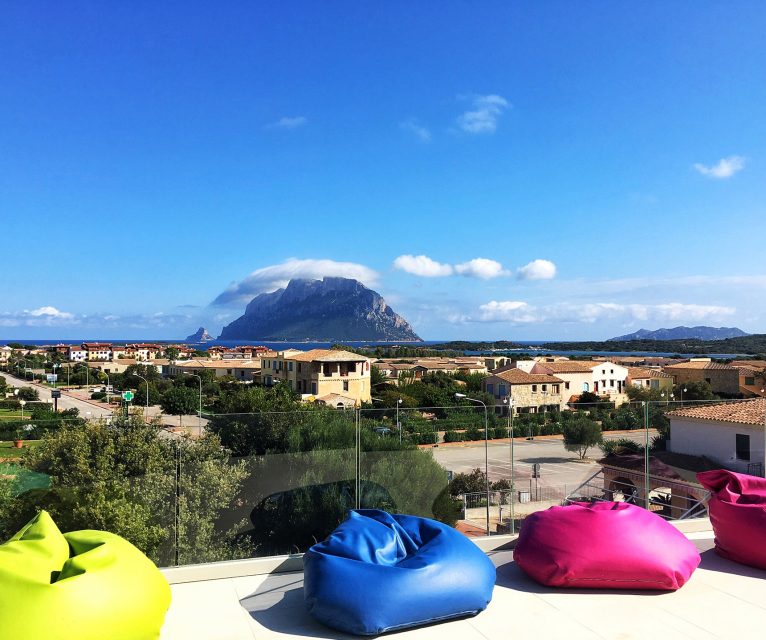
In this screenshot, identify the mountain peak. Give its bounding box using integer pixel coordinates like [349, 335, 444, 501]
[219, 277, 421, 342]
[186, 327, 215, 342]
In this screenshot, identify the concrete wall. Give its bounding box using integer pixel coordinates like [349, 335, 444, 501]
[669, 417, 766, 473]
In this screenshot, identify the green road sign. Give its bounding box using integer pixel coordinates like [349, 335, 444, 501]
[122, 391, 134, 402]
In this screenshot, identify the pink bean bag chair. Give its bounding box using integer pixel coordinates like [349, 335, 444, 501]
[514, 502, 700, 590]
[697, 469, 766, 570]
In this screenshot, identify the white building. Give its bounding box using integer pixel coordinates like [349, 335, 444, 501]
[68, 345, 88, 362]
[515, 360, 629, 406]
[667, 398, 766, 476]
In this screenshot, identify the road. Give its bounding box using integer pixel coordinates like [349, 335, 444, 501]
[430, 430, 655, 493]
[2, 370, 114, 420]
[2, 371, 206, 431]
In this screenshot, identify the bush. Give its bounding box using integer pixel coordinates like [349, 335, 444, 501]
[600, 437, 643, 456]
[464, 426, 483, 441]
[416, 431, 438, 445]
[492, 426, 509, 439]
[91, 392, 106, 400]
[17, 387, 39, 401]
[443, 430, 465, 443]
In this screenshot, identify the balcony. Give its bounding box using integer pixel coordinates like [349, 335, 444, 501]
[2, 400, 764, 639]
[160, 519, 765, 640]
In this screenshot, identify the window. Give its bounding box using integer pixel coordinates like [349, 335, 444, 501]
[736, 434, 750, 460]
[288, 362, 293, 372]
[498, 384, 507, 396]
[487, 383, 494, 394]
[565, 382, 570, 389]
[532, 384, 537, 392]
[542, 384, 547, 392]
[705, 377, 711, 384]
[343, 380, 349, 391]
[227, 369, 232, 375]
[610, 369, 614, 374]
[553, 384, 559, 393]
[745, 376, 755, 386]
[610, 380, 615, 387]
[311, 382, 317, 395]
[582, 382, 589, 392]
[298, 363, 302, 372]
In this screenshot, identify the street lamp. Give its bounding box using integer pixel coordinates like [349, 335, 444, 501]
[133, 372, 150, 415]
[455, 393, 491, 536]
[184, 372, 203, 432]
[19, 399, 26, 421]
[503, 395, 516, 535]
[396, 397, 403, 445]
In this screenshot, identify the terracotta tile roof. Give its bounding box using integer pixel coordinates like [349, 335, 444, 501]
[174, 358, 259, 369]
[666, 398, 766, 426]
[491, 369, 563, 385]
[663, 361, 738, 371]
[286, 349, 368, 363]
[535, 361, 597, 373]
[626, 366, 672, 379]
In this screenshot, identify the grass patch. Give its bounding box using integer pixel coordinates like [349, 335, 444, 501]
[0, 439, 42, 460]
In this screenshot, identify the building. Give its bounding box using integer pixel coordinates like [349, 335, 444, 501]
[662, 359, 740, 396]
[67, 345, 88, 362]
[667, 398, 766, 476]
[89, 359, 168, 375]
[516, 360, 629, 405]
[734, 364, 766, 398]
[482, 368, 564, 414]
[265, 349, 372, 405]
[165, 358, 262, 382]
[626, 366, 673, 392]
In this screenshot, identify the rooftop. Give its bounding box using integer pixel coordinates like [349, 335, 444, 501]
[287, 349, 369, 363]
[160, 524, 766, 640]
[626, 366, 672, 379]
[491, 369, 563, 385]
[534, 361, 599, 373]
[663, 361, 738, 371]
[667, 397, 766, 425]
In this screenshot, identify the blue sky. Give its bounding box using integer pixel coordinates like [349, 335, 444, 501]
[1, 2, 765, 341]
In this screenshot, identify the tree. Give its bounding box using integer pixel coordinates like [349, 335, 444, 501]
[17, 387, 39, 401]
[160, 386, 198, 426]
[0, 375, 7, 393]
[164, 347, 180, 361]
[3, 416, 247, 565]
[370, 365, 387, 388]
[563, 417, 602, 459]
[675, 381, 716, 401]
[449, 468, 488, 496]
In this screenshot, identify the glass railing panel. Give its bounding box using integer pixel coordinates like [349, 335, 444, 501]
[177, 408, 357, 564]
[0, 413, 177, 567]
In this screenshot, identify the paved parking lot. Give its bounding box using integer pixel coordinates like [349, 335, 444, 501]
[431, 430, 654, 491]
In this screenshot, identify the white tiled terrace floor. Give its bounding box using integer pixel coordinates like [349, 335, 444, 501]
[161, 531, 766, 640]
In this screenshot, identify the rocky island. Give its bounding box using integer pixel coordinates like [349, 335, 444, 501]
[218, 277, 422, 342]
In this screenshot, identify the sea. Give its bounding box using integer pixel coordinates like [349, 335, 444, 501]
[0, 338, 751, 359]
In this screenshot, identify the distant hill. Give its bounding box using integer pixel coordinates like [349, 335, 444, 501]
[541, 333, 766, 355]
[608, 326, 749, 342]
[218, 277, 422, 342]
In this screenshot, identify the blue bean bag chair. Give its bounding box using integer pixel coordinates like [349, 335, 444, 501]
[304, 509, 495, 636]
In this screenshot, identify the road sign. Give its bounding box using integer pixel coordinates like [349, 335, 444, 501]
[46, 374, 58, 383]
[51, 390, 61, 399]
[122, 391, 134, 402]
[105, 385, 114, 393]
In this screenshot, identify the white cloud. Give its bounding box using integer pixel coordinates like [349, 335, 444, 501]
[471, 301, 735, 325]
[478, 301, 535, 322]
[693, 155, 746, 179]
[265, 116, 307, 130]
[393, 255, 454, 277]
[400, 118, 431, 143]
[517, 259, 557, 280]
[455, 258, 510, 279]
[0, 307, 193, 329]
[212, 258, 379, 305]
[457, 94, 509, 134]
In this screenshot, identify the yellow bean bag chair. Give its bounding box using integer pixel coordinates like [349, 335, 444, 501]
[0, 511, 171, 640]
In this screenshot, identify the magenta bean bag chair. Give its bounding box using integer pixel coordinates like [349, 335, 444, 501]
[514, 502, 700, 590]
[697, 469, 766, 570]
